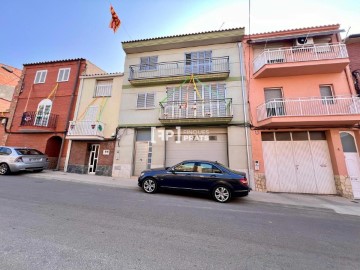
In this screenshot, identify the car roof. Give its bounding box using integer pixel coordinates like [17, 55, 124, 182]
[182, 160, 218, 163]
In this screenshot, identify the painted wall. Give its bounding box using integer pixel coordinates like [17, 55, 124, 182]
[74, 75, 123, 138]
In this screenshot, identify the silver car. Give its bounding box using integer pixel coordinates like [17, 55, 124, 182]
[0, 146, 48, 175]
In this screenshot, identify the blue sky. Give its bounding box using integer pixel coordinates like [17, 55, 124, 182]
[1, 0, 359, 73]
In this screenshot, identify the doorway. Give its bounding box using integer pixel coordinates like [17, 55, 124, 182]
[88, 144, 100, 174]
[340, 132, 360, 199]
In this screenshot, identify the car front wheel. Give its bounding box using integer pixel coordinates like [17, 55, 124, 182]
[0, 163, 10, 175]
[142, 178, 157, 193]
[213, 185, 231, 203]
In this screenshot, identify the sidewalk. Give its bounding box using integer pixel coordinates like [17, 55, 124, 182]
[27, 170, 360, 217]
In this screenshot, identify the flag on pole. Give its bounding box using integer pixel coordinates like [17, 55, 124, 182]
[109, 5, 121, 33]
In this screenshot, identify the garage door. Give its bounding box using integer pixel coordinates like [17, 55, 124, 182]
[262, 131, 336, 194]
[166, 128, 228, 167]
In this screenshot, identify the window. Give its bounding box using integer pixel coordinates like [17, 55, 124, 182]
[264, 88, 285, 116]
[57, 68, 71, 82]
[320, 85, 334, 104]
[34, 70, 47, 84]
[137, 93, 155, 109]
[198, 163, 222, 174]
[35, 99, 52, 126]
[0, 147, 12, 155]
[174, 162, 195, 172]
[15, 149, 43, 155]
[140, 56, 158, 71]
[185, 51, 212, 74]
[95, 80, 113, 97]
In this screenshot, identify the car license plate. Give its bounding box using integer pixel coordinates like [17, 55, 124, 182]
[30, 158, 41, 162]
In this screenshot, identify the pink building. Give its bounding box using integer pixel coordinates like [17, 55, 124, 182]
[244, 24, 360, 199]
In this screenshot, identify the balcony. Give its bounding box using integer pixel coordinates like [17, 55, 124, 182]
[20, 111, 58, 131]
[129, 57, 229, 86]
[256, 96, 360, 127]
[253, 43, 349, 78]
[66, 121, 105, 140]
[159, 98, 233, 125]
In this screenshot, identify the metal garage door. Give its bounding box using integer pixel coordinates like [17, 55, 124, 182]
[262, 131, 336, 194]
[166, 128, 228, 167]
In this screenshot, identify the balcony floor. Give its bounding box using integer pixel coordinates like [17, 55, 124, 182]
[257, 115, 360, 127]
[159, 117, 233, 126]
[254, 58, 350, 78]
[66, 135, 104, 141]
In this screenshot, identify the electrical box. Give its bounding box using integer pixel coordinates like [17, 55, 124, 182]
[254, 160, 260, 171]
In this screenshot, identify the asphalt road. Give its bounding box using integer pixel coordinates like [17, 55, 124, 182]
[0, 175, 359, 270]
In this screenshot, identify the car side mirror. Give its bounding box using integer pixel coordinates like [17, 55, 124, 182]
[169, 168, 175, 173]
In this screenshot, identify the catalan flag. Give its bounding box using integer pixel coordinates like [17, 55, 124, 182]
[109, 5, 121, 33]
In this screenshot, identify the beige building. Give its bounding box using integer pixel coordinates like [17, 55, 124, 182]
[112, 28, 252, 182]
[65, 72, 123, 176]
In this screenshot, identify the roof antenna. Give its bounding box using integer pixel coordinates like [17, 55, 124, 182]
[345, 26, 351, 40]
[219, 22, 225, 30]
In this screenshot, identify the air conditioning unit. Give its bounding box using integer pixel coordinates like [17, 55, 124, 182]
[294, 37, 314, 46]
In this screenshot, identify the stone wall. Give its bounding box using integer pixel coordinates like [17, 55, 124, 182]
[254, 173, 267, 192]
[334, 175, 354, 199]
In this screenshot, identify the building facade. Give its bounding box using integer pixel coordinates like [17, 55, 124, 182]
[245, 24, 360, 199]
[0, 64, 22, 145]
[345, 33, 360, 96]
[65, 72, 123, 176]
[5, 59, 104, 170]
[112, 28, 252, 180]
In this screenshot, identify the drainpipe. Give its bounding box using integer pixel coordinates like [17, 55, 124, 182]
[56, 60, 82, 170]
[237, 42, 253, 188]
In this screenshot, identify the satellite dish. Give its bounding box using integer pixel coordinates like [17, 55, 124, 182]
[297, 37, 308, 45]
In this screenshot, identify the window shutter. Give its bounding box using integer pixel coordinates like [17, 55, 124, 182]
[137, 93, 146, 108]
[264, 88, 282, 102]
[149, 56, 158, 69]
[320, 85, 333, 97]
[146, 93, 155, 108]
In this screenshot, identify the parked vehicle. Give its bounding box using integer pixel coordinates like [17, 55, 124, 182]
[0, 146, 48, 175]
[138, 160, 250, 203]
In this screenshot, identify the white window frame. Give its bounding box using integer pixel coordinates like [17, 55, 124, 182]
[57, 68, 71, 82]
[136, 92, 155, 109]
[34, 99, 52, 126]
[94, 79, 113, 97]
[34, 70, 47, 84]
[320, 84, 335, 105]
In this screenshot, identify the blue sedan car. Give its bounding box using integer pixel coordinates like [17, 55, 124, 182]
[138, 160, 250, 203]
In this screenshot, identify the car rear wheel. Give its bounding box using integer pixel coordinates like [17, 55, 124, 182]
[213, 185, 231, 203]
[142, 178, 157, 193]
[0, 163, 10, 175]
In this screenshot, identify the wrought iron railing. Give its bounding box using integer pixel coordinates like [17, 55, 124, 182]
[67, 121, 105, 137]
[253, 43, 348, 73]
[257, 96, 360, 121]
[129, 57, 230, 80]
[20, 111, 58, 128]
[159, 98, 233, 119]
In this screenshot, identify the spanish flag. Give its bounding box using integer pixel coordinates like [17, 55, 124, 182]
[109, 5, 121, 33]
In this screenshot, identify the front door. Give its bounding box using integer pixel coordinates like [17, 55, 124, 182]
[340, 132, 360, 199]
[88, 144, 100, 174]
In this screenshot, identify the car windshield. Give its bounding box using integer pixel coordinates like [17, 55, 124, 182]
[15, 149, 44, 155]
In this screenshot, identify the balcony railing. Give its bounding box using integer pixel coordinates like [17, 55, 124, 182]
[253, 43, 348, 73]
[67, 121, 104, 137]
[20, 111, 58, 128]
[257, 96, 360, 122]
[159, 98, 233, 120]
[129, 57, 229, 81]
